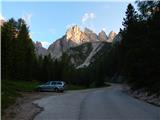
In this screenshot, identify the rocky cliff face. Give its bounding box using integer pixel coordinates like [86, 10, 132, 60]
[48, 25, 100, 59]
[36, 25, 117, 61]
[107, 31, 117, 43]
[98, 30, 108, 41]
[76, 41, 105, 68]
[48, 36, 77, 59]
[66, 25, 83, 44]
[34, 41, 48, 56]
[65, 25, 98, 44]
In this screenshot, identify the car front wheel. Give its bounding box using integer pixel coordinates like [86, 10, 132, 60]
[54, 88, 59, 92]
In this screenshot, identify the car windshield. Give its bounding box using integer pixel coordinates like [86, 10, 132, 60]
[44, 82, 50, 85]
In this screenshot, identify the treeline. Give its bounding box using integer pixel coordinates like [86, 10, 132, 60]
[119, 1, 160, 94]
[2, 19, 36, 81]
[1, 19, 64, 82]
[1, 19, 93, 87]
[1, 18, 114, 87]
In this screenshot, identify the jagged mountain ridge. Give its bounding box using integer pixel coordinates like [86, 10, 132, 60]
[34, 25, 121, 68]
[47, 25, 109, 59]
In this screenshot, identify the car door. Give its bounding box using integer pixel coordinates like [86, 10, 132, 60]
[43, 82, 51, 91]
[50, 81, 56, 91]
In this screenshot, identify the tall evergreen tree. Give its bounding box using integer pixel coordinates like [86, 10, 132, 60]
[2, 18, 36, 81]
[1, 18, 17, 80]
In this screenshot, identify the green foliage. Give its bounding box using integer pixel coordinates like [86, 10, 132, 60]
[1, 80, 40, 113]
[120, 1, 160, 94]
[1, 18, 36, 81]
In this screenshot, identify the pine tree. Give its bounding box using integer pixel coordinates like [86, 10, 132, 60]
[1, 18, 17, 80]
[123, 4, 138, 29]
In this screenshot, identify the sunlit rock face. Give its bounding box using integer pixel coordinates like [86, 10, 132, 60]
[48, 25, 99, 59]
[66, 25, 98, 44]
[66, 25, 83, 44]
[98, 30, 108, 41]
[107, 31, 117, 43]
[47, 25, 117, 59]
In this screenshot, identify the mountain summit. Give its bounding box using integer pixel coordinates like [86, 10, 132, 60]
[35, 25, 118, 60]
[66, 25, 98, 45]
[47, 25, 116, 59]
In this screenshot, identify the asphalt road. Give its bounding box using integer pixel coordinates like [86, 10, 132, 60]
[34, 84, 160, 120]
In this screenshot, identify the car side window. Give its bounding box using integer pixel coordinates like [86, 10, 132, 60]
[57, 82, 62, 85]
[51, 82, 56, 85]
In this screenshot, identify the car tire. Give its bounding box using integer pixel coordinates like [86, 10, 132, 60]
[55, 88, 59, 92]
[60, 90, 64, 93]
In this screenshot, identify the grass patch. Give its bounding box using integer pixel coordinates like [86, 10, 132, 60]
[1, 80, 40, 114]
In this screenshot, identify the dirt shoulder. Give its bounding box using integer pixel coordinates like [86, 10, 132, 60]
[2, 92, 63, 120]
[122, 84, 160, 107]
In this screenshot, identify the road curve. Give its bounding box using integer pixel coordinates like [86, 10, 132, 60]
[34, 84, 160, 120]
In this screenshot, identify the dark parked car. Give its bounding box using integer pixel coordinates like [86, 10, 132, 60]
[36, 81, 65, 92]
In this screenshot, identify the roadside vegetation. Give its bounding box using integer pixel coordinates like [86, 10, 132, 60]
[1, 80, 40, 114]
[119, 1, 160, 95]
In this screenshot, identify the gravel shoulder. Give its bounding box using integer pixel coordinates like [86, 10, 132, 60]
[1, 92, 63, 120]
[1, 88, 99, 120]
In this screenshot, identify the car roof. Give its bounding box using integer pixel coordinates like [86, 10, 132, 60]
[49, 81, 64, 83]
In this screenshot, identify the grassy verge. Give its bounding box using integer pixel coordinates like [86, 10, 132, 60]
[1, 80, 40, 114]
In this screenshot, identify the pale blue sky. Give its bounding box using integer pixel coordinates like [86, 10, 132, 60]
[1, 1, 136, 48]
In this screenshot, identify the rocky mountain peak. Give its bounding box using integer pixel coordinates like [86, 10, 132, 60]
[83, 27, 98, 42]
[45, 26, 117, 59]
[65, 25, 98, 45]
[98, 30, 108, 41]
[35, 41, 42, 47]
[84, 27, 94, 34]
[66, 25, 82, 44]
[34, 41, 48, 57]
[107, 31, 117, 43]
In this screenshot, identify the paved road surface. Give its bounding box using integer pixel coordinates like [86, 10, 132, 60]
[34, 84, 160, 120]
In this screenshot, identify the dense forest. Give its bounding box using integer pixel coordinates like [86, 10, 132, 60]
[120, 1, 160, 95]
[1, 1, 160, 94]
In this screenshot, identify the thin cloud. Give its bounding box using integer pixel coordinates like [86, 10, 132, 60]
[82, 12, 95, 23]
[22, 12, 32, 25]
